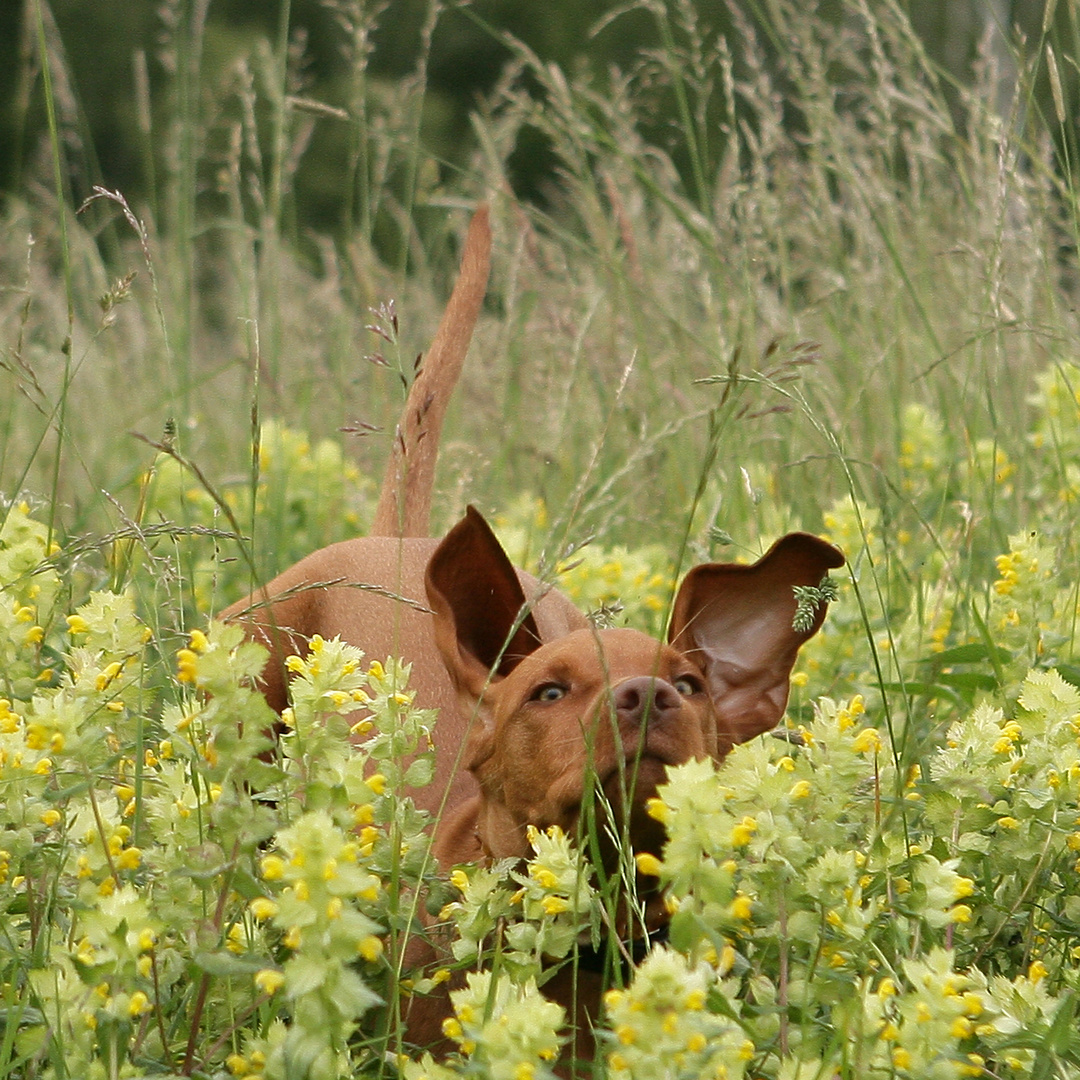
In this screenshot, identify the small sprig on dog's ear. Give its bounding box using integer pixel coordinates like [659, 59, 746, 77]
[792, 575, 840, 634]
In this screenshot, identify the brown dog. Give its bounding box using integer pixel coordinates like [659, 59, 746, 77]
[225, 205, 843, 1051]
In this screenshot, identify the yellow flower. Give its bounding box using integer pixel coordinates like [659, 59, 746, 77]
[66, 615, 90, 636]
[542, 896, 570, 916]
[950, 1017, 974, 1039]
[250, 897, 278, 921]
[116, 847, 142, 871]
[646, 797, 670, 824]
[254, 969, 285, 996]
[790, 780, 811, 799]
[1028, 960, 1048, 983]
[851, 727, 882, 754]
[128, 991, 151, 1017]
[635, 852, 663, 877]
[260, 855, 286, 881]
[358, 935, 383, 962]
[729, 893, 753, 921]
[953, 877, 975, 899]
[730, 816, 757, 847]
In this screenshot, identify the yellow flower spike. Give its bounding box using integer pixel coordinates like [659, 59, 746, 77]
[635, 852, 663, 877]
[254, 969, 285, 996]
[358, 935, 383, 962]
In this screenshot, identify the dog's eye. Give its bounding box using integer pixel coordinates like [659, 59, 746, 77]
[531, 683, 567, 703]
[673, 675, 702, 697]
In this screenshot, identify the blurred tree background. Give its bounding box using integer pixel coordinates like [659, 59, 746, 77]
[0, 0, 1066, 250]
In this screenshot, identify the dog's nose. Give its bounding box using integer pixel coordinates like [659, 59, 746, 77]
[613, 676, 682, 730]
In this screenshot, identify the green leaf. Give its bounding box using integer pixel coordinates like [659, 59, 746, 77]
[916, 642, 1012, 666]
[192, 950, 268, 977]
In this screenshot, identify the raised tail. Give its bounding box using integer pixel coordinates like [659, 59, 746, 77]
[370, 205, 492, 538]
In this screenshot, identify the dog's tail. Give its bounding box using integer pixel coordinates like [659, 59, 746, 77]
[370, 205, 492, 538]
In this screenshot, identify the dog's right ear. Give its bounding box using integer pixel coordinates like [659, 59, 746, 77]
[425, 506, 544, 709]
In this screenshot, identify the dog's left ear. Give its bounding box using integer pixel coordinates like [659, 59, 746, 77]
[668, 533, 844, 751]
[426, 505, 544, 706]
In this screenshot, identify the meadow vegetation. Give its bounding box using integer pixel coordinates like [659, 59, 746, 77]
[3, 0, 1080, 1076]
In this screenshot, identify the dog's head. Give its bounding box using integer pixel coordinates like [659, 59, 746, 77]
[426, 507, 843, 867]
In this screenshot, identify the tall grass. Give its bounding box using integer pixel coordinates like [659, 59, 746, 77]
[3, 0, 1080, 1076]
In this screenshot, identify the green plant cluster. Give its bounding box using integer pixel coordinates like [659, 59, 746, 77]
[8, 335, 1080, 1076]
